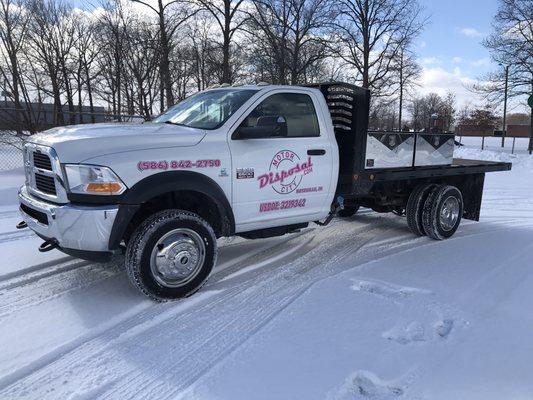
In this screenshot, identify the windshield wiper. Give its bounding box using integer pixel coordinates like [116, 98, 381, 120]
[164, 121, 188, 127]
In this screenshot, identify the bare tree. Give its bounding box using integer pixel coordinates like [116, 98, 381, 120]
[472, 0, 532, 153]
[368, 99, 398, 130]
[457, 103, 472, 126]
[169, 38, 197, 100]
[123, 17, 160, 118]
[409, 92, 456, 132]
[189, 15, 221, 90]
[96, 0, 133, 119]
[245, 0, 335, 84]
[26, 0, 76, 125]
[0, 0, 431, 134]
[72, 11, 99, 123]
[333, 0, 425, 96]
[0, 0, 33, 133]
[131, 0, 199, 109]
[392, 47, 420, 131]
[195, 0, 246, 83]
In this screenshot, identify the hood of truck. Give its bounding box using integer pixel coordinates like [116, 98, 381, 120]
[27, 122, 206, 163]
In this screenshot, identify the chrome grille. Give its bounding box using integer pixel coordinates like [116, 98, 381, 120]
[33, 152, 53, 170]
[34, 173, 57, 195]
[23, 143, 67, 203]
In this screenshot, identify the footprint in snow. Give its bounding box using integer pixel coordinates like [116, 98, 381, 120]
[383, 319, 454, 345]
[350, 279, 432, 301]
[382, 322, 427, 344]
[329, 370, 403, 400]
[434, 319, 454, 338]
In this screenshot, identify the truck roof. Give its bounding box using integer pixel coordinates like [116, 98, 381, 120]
[205, 83, 321, 93]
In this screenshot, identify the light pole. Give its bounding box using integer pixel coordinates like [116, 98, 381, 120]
[527, 88, 533, 155]
[500, 64, 509, 148]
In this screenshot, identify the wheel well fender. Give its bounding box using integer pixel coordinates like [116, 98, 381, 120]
[109, 171, 235, 249]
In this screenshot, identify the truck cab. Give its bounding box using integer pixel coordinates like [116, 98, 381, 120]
[18, 84, 341, 300]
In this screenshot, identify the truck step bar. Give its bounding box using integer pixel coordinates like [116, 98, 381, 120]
[315, 197, 345, 226]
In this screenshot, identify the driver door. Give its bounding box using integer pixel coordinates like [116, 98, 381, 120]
[229, 90, 334, 232]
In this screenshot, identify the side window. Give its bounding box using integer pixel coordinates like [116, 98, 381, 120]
[240, 93, 320, 137]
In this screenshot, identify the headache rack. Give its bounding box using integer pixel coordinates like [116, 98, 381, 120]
[306, 82, 370, 195]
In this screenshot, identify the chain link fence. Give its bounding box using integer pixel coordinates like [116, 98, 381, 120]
[0, 110, 146, 172]
[0, 132, 25, 171]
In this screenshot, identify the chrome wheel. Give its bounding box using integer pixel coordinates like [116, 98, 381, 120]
[150, 228, 206, 288]
[440, 196, 460, 231]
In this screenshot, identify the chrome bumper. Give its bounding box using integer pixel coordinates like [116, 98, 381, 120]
[18, 185, 119, 252]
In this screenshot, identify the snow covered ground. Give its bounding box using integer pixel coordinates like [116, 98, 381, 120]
[0, 138, 532, 399]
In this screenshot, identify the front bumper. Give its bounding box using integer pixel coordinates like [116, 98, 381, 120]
[18, 185, 119, 253]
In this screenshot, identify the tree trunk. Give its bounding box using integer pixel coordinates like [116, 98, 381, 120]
[84, 64, 95, 123]
[49, 69, 64, 126]
[158, 0, 174, 108]
[9, 53, 23, 134]
[398, 52, 404, 131]
[362, 0, 370, 88]
[291, 36, 300, 84]
[61, 60, 76, 124]
[77, 67, 83, 124]
[115, 53, 122, 121]
[221, 0, 231, 83]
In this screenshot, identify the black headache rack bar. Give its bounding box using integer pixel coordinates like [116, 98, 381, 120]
[305, 82, 370, 196]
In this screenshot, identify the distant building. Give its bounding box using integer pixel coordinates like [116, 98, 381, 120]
[455, 123, 531, 138]
[455, 124, 495, 137]
[0, 101, 107, 131]
[507, 124, 531, 138]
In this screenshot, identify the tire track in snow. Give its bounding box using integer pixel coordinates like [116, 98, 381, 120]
[0, 257, 88, 291]
[0, 210, 19, 220]
[147, 220, 390, 400]
[0, 255, 74, 284]
[0, 229, 312, 319]
[0, 259, 120, 317]
[0, 229, 34, 244]
[360, 216, 533, 260]
[4, 213, 523, 398]
[0, 226, 316, 393]
[0, 219, 391, 399]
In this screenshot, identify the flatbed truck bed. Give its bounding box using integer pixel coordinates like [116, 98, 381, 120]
[360, 158, 512, 182]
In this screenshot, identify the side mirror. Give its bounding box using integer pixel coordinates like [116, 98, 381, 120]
[234, 116, 287, 140]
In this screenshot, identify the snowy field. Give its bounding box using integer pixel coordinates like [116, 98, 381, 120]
[0, 137, 532, 399]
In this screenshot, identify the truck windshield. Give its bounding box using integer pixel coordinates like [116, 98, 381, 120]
[153, 89, 258, 130]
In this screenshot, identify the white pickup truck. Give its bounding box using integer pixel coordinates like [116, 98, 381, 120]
[17, 82, 511, 300]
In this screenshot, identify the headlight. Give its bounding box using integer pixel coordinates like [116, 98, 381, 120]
[64, 164, 127, 195]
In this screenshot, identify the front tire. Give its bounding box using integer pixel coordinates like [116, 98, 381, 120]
[125, 210, 217, 301]
[422, 185, 463, 240]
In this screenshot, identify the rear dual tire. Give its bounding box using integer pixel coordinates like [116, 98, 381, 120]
[406, 184, 463, 240]
[422, 185, 463, 240]
[406, 184, 436, 236]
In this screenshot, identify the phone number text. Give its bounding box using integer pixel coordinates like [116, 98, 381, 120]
[137, 160, 221, 171]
